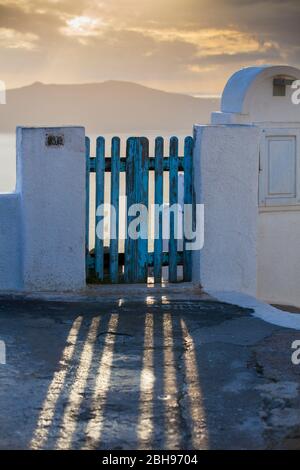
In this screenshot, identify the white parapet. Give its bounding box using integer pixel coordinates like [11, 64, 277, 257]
[193, 124, 260, 295]
[17, 127, 86, 291]
[0, 193, 22, 290]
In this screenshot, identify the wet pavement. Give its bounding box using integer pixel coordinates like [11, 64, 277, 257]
[0, 288, 299, 450]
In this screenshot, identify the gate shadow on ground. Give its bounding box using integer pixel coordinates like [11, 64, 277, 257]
[28, 297, 253, 450]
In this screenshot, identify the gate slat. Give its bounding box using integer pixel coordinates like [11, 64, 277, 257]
[110, 137, 120, 283]
[95, 137, 105, 280]
[183, 136, 194, 281]
[137, 138, 149, 282]
[125, 138, 149, 283]
[85, 137, 90, 274]
[124, 138, 135, 283]
[154, 137, 164, 283]
[169, 137, 179, 283]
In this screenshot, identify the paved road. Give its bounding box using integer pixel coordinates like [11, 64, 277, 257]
[0, 291, 299, 449]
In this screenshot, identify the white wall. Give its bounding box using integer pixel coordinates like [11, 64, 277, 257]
[258, 209, 300, 307]
[193, 124, 260, 295]
[17, 127, 86, 291]
[210, 65, 300, 308]
[0, 193, 22, 290]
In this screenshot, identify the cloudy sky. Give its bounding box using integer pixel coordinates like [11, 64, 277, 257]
[0, 0, 299, 94]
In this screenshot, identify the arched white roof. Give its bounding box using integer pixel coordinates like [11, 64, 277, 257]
[221, 65, 300, 115]
[211, 65, 300, 124]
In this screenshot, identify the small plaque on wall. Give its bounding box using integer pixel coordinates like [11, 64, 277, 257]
[45, 134, 64, 147]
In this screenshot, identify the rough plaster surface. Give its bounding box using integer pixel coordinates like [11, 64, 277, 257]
[0, 292, 299, 450]
[0, 193, 22, 289]
[193, 125, 260, 295]
[17, 127, 86, 291]
[258, 211, 300, 308]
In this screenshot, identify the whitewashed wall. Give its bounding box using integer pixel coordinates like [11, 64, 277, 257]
[0, 126, 86, 292]
[17, 127, 86, 291]
[258, 210, 300, 307]
[209, 65, 300, 307]
[0, 193, 22, 290]
[193, 124, 260, 295]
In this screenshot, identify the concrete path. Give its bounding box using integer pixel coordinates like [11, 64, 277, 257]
[0, 288, 299, 450]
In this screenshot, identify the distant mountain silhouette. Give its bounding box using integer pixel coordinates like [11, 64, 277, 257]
[0, 81, 219, 134]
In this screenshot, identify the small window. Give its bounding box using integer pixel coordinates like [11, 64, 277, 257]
[273, 77, 294, 97]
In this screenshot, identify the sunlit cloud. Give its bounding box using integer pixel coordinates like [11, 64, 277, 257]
[128, 27, 279, 58]
[61, 15, 107, 38]
[0, 0, 31, 11]
[0, 0, 298, 92]
[0, 27, 38, 49]
[188, 65, 218, 74]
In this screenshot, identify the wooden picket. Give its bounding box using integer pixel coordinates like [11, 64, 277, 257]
[110, 137, 120, 283]
[95, 137, 105, 281]
[154, 137, 164, 283]
[183, 136, 194, 282]
[169, 137, 179, 283]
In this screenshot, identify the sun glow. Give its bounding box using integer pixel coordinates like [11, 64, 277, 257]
[62, 16, 105, 37]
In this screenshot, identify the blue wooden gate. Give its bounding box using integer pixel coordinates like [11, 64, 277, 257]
[86, 136, 194, 284]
